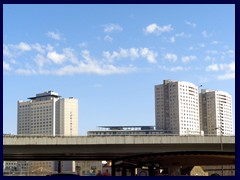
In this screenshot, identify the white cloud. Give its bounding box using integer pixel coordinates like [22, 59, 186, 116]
[104, 24, 123, 33]
[79, 42, 88, 48]
[198, 43, 205, 48]
[81, 50, 92, 62]
[227, 50, 235, 59]
[140, 48, 157, 63]
[34, 54, 48, 67]
[188, 46, 194, 50]
[175, 32, 192, 38]
[206, 62, 235, 80]
[3, 45, 12, 58]
[206, 50, 218, 55]
[46, 44, 54, 51]
[217, 73, 235, 80]
[103, 48, 157, 64]
[119, 48, 129, 58]
[15, 68, 37, 75]
[104, 35, 113, 42]
[163, 53, 178, 62]
[144, 23, 173, 35]
[53, 63, 136, 76]
[17, 42, 31, 51]
[211, 41, 221, 45]
[181, 55, 197, 63]
[3, 61, 11, 71]
[206, 64, 219, 71]
[202, 30, 212, 38]
[159, 65, 191, 72]
[129, 48, 139, 59]
[47, 51, 65, 64]
[102, 51, 117, 62]
[170, 36, 175, 43]
[63, 48, 79, 64]
[185, 21, 196, 28]
[204, 56, 216, 62]
[46, 32, 61, 40]
[31, 43, 45, 54]
[169, 66, 190, 72]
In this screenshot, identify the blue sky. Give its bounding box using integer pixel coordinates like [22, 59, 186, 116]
[3, 4, 235, 135]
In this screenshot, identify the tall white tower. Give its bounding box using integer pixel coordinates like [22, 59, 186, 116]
[199, 89, 233, 136]
[155, 80, 200, 135]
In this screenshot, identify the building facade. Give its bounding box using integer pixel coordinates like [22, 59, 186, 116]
[155, 80, 200, 135]
[199, 89, 233, 136]
[17, 91, 78, 175]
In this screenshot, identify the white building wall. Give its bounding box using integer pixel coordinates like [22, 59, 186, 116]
[155, 80, 200, 135]
[17, 91, 79, 174]
[200, 89, 233, 136]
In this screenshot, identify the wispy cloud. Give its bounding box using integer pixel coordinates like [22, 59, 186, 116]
[31, 43, 45, 54]
[202, 30, 212, 38]
[159, 65, 191, 72]
[206, 64, 219, 71]
[210, 40, 221, 45]
[181, 55, 197, 63]
[185, 20, 196, 28]
[175, 32, 192, 38]
[104, 24, 123, 33]
[170, 36, 175, 43]
[104, 35, 113, 42]
[15, 68, 37, 75]
[217, 73, 235, 80]
[16, 42, 31, 51]
[34, 54, 49, 67]
[144, 23, 173, 35]
[63, 48, 79, 64]
[206, 50, 218, 55]
[163, 53, 178, 62]
[46, 31, 61, 40]
[79, 42, 88, 48]
[103, 48, 157, 64]
[206, 62, 235, 80]
[3, 61, 11, 71]
[198, 43, 205, 48]
[204, 56, 216, 62]
[3, 44, 13, 58]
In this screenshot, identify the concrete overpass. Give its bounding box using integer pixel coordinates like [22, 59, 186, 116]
[3, 135, 235, 162]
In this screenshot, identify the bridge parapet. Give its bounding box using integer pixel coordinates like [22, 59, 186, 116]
[3, 135, 235, 145]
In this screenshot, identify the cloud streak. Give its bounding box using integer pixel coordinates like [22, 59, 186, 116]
[3, 61, 11, 71]
[144, 23, 173, 35]
[104, 24, 123, 33]
[46, 32, 61, 40]
[163, 53, 178, 62]
[103, 48, 157, 64]
[206, 62, 235, 80]
[182, 55, 197, 63]
[185, 20, 196, 28]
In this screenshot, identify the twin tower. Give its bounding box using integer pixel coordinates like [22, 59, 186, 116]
[155, 80, 233, 136]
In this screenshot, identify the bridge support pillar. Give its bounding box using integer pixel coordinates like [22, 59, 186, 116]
[111, 160, 115, 176]
[168, 165, 181, 176]
[122, 167, 126, 176]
